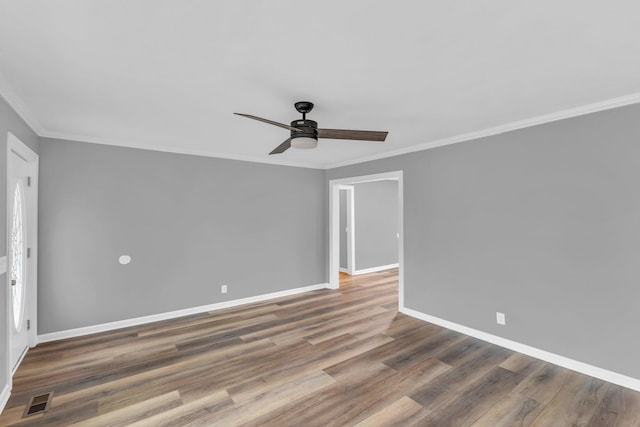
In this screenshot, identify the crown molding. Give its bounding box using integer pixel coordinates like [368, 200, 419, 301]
[39, 131, 324, 170]
[324, 92, 640, 169]
[0, 71, 45, 136]
[4, 71, 640, 171]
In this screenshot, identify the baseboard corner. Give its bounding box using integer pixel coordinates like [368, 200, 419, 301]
[352, 263, 399, 276]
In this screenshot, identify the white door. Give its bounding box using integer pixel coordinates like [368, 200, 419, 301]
[7, 133, 38, 373]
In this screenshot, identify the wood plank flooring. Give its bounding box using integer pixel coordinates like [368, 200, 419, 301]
[2, 268, 640, 426]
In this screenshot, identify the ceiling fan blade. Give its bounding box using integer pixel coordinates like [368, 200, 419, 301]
[317, 128, 388, 142]
[234, 113, 301, 132]
[269, 138, 292, 155]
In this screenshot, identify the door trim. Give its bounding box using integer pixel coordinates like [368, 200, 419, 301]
[337, 185, 355, 275]
[328, 171, 404, 308]
[5, 132, 38, 389]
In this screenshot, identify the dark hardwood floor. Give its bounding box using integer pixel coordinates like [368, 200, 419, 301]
[1, 268, 639, 426]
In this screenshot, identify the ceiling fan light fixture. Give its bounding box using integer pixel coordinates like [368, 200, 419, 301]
[291, 136, 318, 149]
[235, 101, 387, 155]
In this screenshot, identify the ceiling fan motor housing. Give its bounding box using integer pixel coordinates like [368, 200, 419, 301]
[290, 119, 318, 148]
[290, 119, 318, 137]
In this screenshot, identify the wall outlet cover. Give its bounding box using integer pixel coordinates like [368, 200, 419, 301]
[496, 312, 506, 325]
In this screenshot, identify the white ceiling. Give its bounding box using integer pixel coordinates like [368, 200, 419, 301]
[1, 1, 640, 169]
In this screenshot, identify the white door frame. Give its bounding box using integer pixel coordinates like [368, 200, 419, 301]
[337, 185, 355, 275]
[5, 132, 38, 383]
[329, 171, 404, 307]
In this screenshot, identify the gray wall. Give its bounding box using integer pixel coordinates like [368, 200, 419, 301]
[38, 138, 325, 333]
[327, 103, 640, 380]
[0, 96, 39, 395]
[353, 180, 399, 270]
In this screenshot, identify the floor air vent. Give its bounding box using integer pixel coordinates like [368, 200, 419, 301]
[24, 392, 53, 417]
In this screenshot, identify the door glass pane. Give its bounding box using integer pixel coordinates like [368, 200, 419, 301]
[11, 180, 26, 331]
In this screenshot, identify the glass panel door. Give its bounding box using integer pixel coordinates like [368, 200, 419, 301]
[10, 180, 26, 331]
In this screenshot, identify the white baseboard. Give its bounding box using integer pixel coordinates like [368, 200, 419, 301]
[339, 267, 349, 273]
[353, 263, 399, 275]
[400, 306, 640, 392]
[38, 283, 331, 343]
[0, 383, 10, 415]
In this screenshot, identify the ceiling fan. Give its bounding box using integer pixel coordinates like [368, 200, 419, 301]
[234, 101, 388, 155]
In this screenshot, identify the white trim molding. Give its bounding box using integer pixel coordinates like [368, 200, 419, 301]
[39, 131, 324, 170]
[400, 306, 640, 393]
[1, 69, 640, 171]
[0, 383, 10, 415]
[0, 72, 44, 135]
[35, 90, 640, 170]
[337, 184, 355, 275]
[38, 283, 331, 343]
[352, 263, 399, 275]
[325, 92, 640, 169]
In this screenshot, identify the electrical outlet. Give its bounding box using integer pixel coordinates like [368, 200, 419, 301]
[496, 312, 506, 325]
[221, 285, 228, 294]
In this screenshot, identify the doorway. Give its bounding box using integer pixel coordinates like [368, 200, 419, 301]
[329, 171, 404, 308]
[6, 132, 38, 377]
[338, 185, 355, 275]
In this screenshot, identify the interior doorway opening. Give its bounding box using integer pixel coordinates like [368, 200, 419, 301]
[329, 171, 404, 308]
